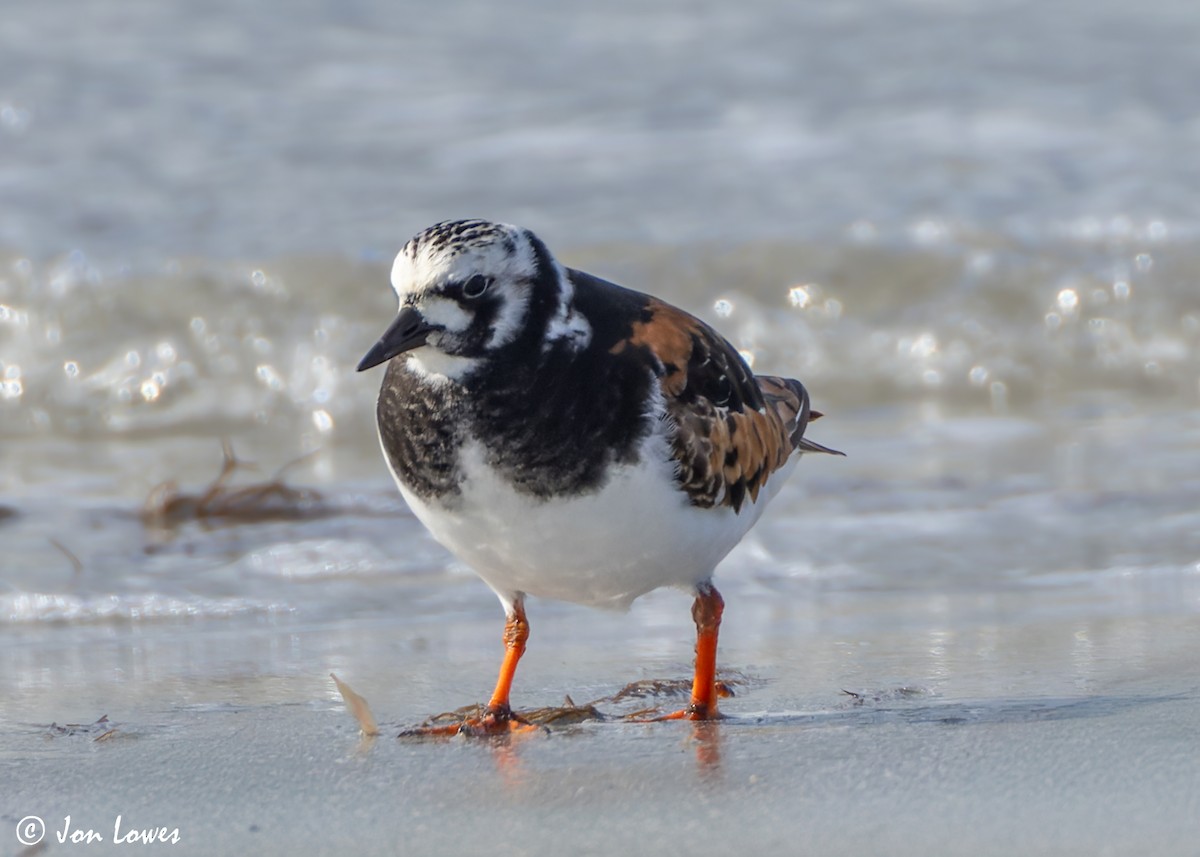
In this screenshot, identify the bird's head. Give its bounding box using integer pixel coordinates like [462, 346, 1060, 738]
[356, 219, 589, 383]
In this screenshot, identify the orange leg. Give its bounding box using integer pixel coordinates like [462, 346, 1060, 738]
[653, 583, 725, 721]
[483, 600, 529, 720]
[402, 599, 537, 737]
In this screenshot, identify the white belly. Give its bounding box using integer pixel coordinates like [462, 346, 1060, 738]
[390, 432, 794, 611]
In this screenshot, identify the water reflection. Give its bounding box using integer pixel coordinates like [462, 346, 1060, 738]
[690, 721, 723, 777]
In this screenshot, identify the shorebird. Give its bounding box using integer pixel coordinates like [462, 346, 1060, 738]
[358, 219, 842, 734]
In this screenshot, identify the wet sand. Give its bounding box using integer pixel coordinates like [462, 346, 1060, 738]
[5, 586, 1200, 857]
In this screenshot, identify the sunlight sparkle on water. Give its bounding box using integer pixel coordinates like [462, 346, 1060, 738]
[140, 380, 161, 402]
[256, 364, 284, 391]
[908, 333, 938, 359]
[0, 303, 29, 327]
[1, 363, 22, 400]
[788, 285, 813, 308]
[1056, 288, 1079, 314]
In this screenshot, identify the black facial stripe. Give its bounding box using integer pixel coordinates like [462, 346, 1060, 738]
[463, 295, 502, 351]
[426, 296, 503, 361]
[500, 229, 561, 355]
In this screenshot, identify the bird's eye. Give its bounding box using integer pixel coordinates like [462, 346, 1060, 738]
[461, 274, 492, 299]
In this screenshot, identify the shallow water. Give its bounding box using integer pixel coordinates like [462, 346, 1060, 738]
[3, 0, 1200, 854]
[6, 0, 1200, 259]
[2, 235, 1198, 631]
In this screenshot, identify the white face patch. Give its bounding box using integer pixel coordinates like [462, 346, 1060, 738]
[404, 347, 481, 385]
[419, 296, 472, 333]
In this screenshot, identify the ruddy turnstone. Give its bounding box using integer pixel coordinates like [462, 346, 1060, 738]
[357, 219, 842, 734]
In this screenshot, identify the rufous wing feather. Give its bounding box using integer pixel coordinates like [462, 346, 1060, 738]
[611, 298, 842, 512]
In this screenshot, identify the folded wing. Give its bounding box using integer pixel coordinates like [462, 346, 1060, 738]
[610, 297, 843, 512]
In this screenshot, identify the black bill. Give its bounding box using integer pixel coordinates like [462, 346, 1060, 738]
[356, 306, 435, 371]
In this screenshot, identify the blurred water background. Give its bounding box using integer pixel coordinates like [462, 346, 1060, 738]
[2, 3, 1200, 851]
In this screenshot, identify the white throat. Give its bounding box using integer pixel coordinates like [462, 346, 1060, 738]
[404, 347, 480, 385]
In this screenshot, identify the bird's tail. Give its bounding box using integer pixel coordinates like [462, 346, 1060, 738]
[756, 375, 846, 457]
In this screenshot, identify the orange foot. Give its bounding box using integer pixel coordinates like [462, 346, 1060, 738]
[629, 698, 729, 723]
[625, 672, 735, 723]
[400, 704, 542, 738]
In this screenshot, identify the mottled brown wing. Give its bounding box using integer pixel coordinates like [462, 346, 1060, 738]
[611, 298, 842, 512]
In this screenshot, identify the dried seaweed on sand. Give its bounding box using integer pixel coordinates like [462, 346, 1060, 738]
[398, 672, 761, 736]
[44, 714, 114, 739]
[142, 440, 331, 527]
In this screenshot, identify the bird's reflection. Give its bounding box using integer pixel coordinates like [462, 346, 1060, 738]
[470, 719, 724, 785]
[484, 730, 536, 788]
[689, 721, 723, 776]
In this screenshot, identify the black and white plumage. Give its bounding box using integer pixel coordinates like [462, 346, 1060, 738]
[358, 219, 842, 730]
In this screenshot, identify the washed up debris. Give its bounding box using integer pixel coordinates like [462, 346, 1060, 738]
[142, 440, 332, 527]
[840, 686, 932, 707]
[331, 673, 380, 737]
[44, 714, 118, 741]
[384, 672, 762, 737]
[526, 695, 605, 727]
[604, 678, 694, 702]
[604, 670, 757, 703]
[415, 697, 605, 733]
[48, 537, 84, 576]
